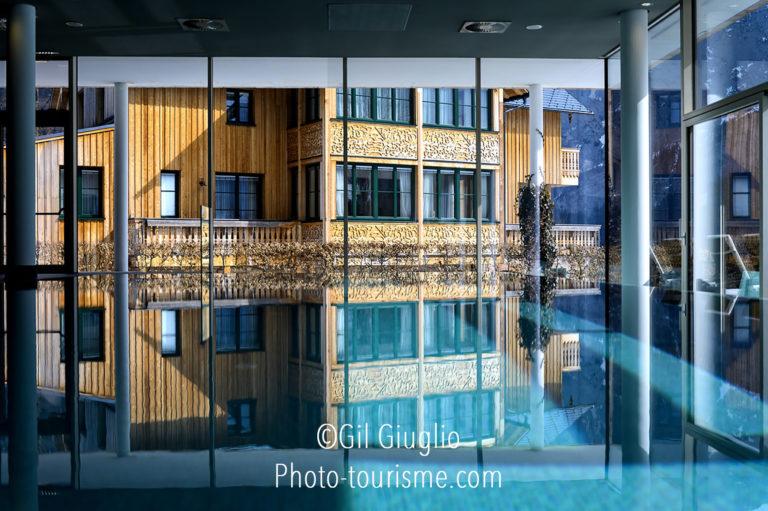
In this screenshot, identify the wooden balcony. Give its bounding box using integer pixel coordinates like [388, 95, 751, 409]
[505, 224, 601, 247]
[561, 147, 580, 186]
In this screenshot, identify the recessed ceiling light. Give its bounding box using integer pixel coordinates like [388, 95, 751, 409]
[65, 21, 84, 28]
[460, 21, 510, 34]
[176, 18, 229, 32]
[641, 2, 653, 6]
[526, 24, 543, 30]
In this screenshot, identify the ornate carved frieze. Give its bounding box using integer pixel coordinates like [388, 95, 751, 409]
[301, 222, 324, 243]
[329, 285, 420, 303]
[329, 221, 419, 244]
[330, 120, 418, 160]
[422, 128, 500, 165]
[422, 224, 500, 246]
[329, 356, 500, 403]
[287, 128, 298, 162]
[330, 363, 418, 403]
[300, 122, 323, 159]
[423, 356, 501, 394]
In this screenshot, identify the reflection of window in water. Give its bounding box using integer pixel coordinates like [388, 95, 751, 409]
[161, 310, 181, 356]
[59, 308, 105, 362]
[215, 306, 265, 353]
[227, 399, 257, 436]
[424, 391, 494, 443]
[336, 303, 416, 362]
[424, 300, 495, 356]
[339, 399, 417, 447]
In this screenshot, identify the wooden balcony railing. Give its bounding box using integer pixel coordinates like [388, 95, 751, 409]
[131, 218, 302, 248]
[561, 147, 580, 185]
[505, 224, 601, 247]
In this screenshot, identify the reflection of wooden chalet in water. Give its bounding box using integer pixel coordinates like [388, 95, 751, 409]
[25, 86, 598, 269]
[30, 279, 608, 451]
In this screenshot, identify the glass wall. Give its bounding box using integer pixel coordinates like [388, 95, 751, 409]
[691, 103, 762, 450]
[695, 0, 768, 108]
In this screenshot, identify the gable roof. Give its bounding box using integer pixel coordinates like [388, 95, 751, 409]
[505, 88, 593, 115]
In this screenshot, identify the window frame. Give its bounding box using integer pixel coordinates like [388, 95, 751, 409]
[227, 398, 257, 436]
[336, 87, 413, 125]
[305, 163, 321, 221]
[730, 172, 752, 219]
[423, 299, 496, 357]
[304, 88, 321, 123]
[335, 163, 415, 220]
[161, 309, 182, 357]
[215, 173, 264, 220]
[160, 170, 180, 218]
[225, 88, 254, 126]
[336, 302, 417, 363]
[423, 167, 493, 222]
[59, 307, 105, 362]
[422, 88, 493, 130]
[215, 306, 266, 353]
[59, 165, 104, 221]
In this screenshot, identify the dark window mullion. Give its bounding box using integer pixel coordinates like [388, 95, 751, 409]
[371, 88, 377, 121]
[454, 170, 460, 220]
[453, 89, 459, 129]
[394, 167, 400, 218]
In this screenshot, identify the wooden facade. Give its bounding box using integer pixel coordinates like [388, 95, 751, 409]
[24, 85, 588, 269]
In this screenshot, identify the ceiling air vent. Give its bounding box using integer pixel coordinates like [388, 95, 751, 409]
[460, 21, 510, 34]
[177, 18, 229, 32]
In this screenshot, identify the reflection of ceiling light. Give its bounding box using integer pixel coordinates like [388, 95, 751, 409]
[177, 18, 229, 32]
[36, 51, 60, 56]
[641, 2, 652, 6]
[526, 24, 543, 30]
[460, 21, 510, 34]
[65, 20, 84, 28]
[0, 18, 6, 31]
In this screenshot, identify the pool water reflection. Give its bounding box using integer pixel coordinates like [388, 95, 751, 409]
[0, 272, 767, 509]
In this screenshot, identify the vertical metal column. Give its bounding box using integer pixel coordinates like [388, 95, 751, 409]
[6, 5, 39, 510]
[64, 57, 78, 273]
[619, 8, 651, 468]
[474, 58, 485, 467]
[113, 82, 131, 457]
[206, 56, 217, 488]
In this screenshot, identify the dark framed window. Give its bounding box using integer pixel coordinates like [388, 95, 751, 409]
[215, 173, 263, 220]
[423, 168, 492, 221]
[652, 175, 682, 222]
[227, 399, 257, 436]
[226, 89, 253, 126]
[422, 88, 492, 130]
[60, 308, 105, 362]
[424, 391, 494, 442]
[305, 163, 320, 220]
[59, 166, 104, 220]
[306, 304, 322, 363]
[655, 91, 681, 129]
[335, 164, 413, 220]
[731, 173, 751, 219]
[423, 300, 496, 356]
[215, 306, 265, 353]
[290, 166, 299, 220]
[161, 309, 181, 357]
[160, 171, 179, 218]
[287, 89, 298, 129]
[336, 88, 412, 124]
[304, 88, 321, 123]
[336, 303, 416, 363]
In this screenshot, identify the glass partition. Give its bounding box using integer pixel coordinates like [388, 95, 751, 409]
[695, 0, 768, 108]
[691, 103, 762, 450]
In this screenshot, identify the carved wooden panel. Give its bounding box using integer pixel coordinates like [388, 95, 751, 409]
[423, 128, 500, 165]
[301, 222, 324, 243]
[329, 356, 500, 403]
[329, 221, 419, 244]
[287, 128, 298, 163]
[300, 121, 323, 159]
[422, 224, 500, 246]
[330, 120, 418, 160]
